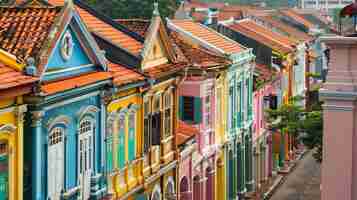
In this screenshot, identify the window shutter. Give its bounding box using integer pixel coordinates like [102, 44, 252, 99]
[106, 137, 113, 172]
[117, 131, 125, 169]
[128, 126, 135, 161]
[151, 114, 161, 145]
[179, 96, 184, 120]
[193, 97, 202, 124]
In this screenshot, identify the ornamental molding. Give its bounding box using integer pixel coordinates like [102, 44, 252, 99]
[46, 115, 71, 131]
[77, 105, 100, 120]
[0, 124, 16, 134]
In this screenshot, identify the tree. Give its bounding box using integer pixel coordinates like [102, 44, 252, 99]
[265, 95, 323, 163]
[84, 0, 180, 19]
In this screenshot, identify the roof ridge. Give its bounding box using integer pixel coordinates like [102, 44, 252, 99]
[73, 0, 145, 43]
[236, 20, 295, 51]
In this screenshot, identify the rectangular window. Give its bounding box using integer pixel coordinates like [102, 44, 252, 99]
[183, 96, 195, 121]
[229, 87, 234, 129]
[144, 99, 151, 153]
[164, 92, 172, 138]
[205, 95, 211, 127]
[216, 89, 221, 125]
[118, 116, 126, 169]
[128, 112, 136, 161]
[152, 95, 161, 146]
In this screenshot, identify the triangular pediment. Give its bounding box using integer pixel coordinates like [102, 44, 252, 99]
[42, 13, 106, 81]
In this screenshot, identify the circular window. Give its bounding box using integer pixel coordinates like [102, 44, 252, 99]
[60, 31, 74, 61]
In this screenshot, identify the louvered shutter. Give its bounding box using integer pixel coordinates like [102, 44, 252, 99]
[179, 96, 184, 120]
[106, 136, 113, 172]
[193, 97, 202, 124]
[128, 115, 136, 161]
[118, 123, 126, 169]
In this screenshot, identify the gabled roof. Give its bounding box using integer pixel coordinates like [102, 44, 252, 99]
[48, 0, 144, 56]
[226, 19, 296, 54]
[115, 19, 150, 37]
[256, 15, 313, 42]
[176, 120, 199, 146]
[107, 62, 146, 86]
[280, 9, 315, 30]
[0, 4, 62, 62]
[167, 19, 245, 56]
[170, 32, 230, 69]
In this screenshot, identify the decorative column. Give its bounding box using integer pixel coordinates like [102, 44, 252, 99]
[15, 105, 26, 200]
[320, 36, 357, 200]
[30, 110, 45, 200]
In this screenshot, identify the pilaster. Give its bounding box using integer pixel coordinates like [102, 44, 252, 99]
[30, 110, 45, 200]
[15, 105, 26, 200]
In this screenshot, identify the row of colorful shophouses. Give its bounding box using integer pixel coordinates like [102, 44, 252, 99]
[0, 0, 327, 200]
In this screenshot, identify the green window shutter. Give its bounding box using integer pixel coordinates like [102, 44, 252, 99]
[117, 131, 126, 169]
[179, 96, 184, 120]
[106, 137, 113, 172]
[193, 97, 202, 124]
[128, 126, 135, 161]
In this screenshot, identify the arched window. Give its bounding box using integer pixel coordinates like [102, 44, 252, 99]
[48, 127, 64, 200]
[0, 140, 9, 200]
[152, 185, 161, 200]
[106, 114, 116, 172]
[78, 119, 94, 200]
[165, 177, 176, 200]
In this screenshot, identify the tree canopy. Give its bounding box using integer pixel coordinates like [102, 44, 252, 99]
[84, 0, 180, 19]
[265, 95, 323, 163]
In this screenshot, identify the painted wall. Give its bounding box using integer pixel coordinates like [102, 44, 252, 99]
[0, 97, 26, 200]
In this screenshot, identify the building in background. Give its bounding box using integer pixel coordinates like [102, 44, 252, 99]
[300, 0, 353, 10]
[168, 19, 255, 200]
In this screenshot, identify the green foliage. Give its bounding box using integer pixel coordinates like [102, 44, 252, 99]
[265, 95, 323, 163]
[83, 0, 180, 19]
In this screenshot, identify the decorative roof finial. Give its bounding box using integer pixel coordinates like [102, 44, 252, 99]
[153, 1, 160, 16]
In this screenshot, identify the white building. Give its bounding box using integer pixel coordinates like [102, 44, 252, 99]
[300, 0, 353, 10]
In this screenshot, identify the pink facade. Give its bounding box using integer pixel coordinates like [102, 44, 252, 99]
[179, 77, 217, 200]
[178, 144, 195, 200]
[320, 36, 357, 200]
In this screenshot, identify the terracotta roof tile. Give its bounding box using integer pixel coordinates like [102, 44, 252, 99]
[107, 62, 146, 86]
[0, 61, 37, 90]
[170, 20, 245, 55]
[0, 6, 62, 62]
[227, 20, 295, 54]
[41, 71, 111, 95]
[280, 10, 315, 30]
[170, 32, 230, 68]
[115, 19, 150, 37]
[257, 16, 313, 42]
[176, 120, 199, 146]
[143, 62, 187, 78]
[48, 0, 143, 55]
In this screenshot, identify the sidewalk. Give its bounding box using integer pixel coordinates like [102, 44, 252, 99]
[247, 149, 309, 200]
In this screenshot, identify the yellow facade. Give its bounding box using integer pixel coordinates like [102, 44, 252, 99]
[0, 97, 26, 200]
[215, 70, 228, 200]
[106, 88, 143, 199]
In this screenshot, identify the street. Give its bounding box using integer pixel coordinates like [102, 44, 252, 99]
[270, 151, 321, 200]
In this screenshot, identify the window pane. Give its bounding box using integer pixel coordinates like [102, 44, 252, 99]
[183, 96, 194, 121]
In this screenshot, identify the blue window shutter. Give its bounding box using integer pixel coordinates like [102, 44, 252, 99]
[179, 96, 184, 120]
[194, 97, 202, 124]
[106, 137, 113, 172]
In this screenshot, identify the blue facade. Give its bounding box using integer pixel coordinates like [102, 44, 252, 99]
[23, 10, 108, 200]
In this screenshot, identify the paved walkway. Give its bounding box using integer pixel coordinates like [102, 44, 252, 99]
[270, 151, 321, 200]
